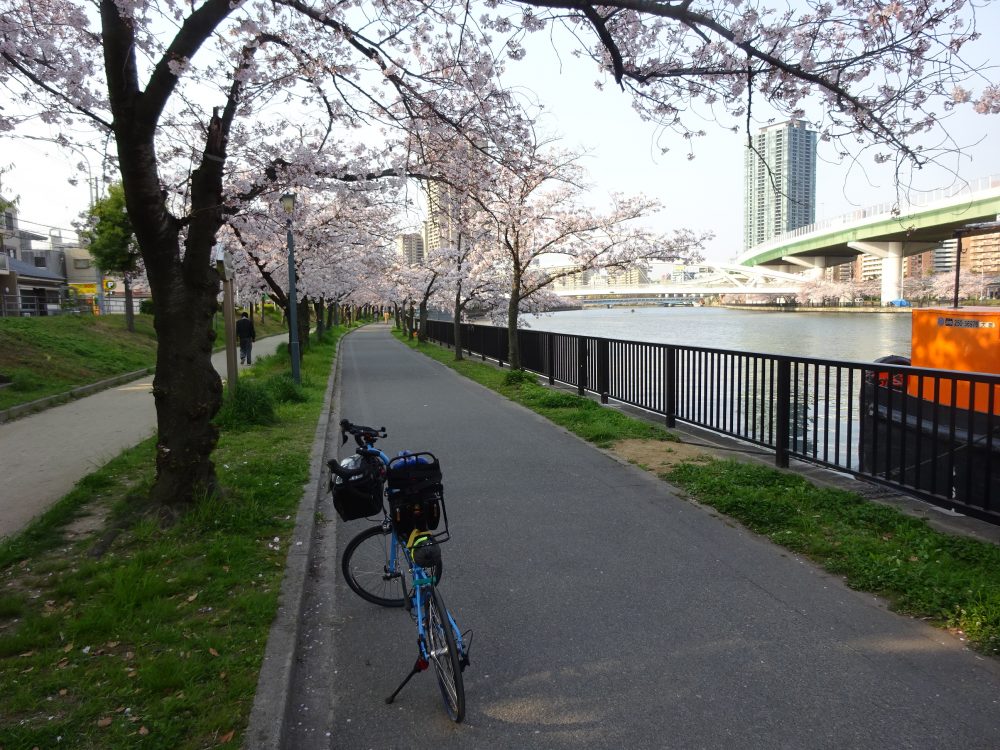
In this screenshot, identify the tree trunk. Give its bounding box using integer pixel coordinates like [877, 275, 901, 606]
[123, 273, 135, 333]
[313, 299, 325, 341]
[507, 274, 521, 369]
[453, 286, 463, 361]
[393, 303, 401, 330]
[418, 299, 429, 342]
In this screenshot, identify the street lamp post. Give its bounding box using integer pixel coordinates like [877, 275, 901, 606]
[280, 192, 301, 384]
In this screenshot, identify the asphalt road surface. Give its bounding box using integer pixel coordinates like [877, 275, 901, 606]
[287, 325, 1000, 750]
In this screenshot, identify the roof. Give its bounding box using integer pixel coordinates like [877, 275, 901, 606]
[7, 256, 65, 282]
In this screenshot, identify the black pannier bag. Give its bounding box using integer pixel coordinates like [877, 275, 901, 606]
[331, 455, 383, 521]
[386, 453, 443, 538]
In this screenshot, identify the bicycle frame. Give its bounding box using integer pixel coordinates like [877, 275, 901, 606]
[336, 419, 468, 721]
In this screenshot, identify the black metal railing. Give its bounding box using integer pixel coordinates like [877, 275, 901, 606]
[425, 319, 1000, 525]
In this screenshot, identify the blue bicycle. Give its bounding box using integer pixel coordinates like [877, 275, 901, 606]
[329, 420, 469, 722]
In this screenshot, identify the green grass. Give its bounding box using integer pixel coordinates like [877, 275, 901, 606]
[665, 460, 1000, 654]
[400, 329, 1000, 656]
[0, 309, 288, 411]
[0, 326, 344, 749]
[0, 315, 158, 409]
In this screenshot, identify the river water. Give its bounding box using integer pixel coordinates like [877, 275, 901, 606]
[521, 307, 913, 362]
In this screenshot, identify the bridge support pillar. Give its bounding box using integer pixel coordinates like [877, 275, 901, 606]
[849, 241, 904, 304]
[780, 255, 828, 281]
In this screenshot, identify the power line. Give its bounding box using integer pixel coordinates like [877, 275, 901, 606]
[7, 214, 83, 241]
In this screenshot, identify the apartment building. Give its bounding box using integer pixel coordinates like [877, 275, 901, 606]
[743, 120, 818, 250]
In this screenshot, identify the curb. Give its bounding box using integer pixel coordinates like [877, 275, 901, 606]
[0, 368, 154, 424]
[244, 333, 345, 749]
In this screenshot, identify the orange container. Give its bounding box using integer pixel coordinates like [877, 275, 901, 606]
[908, 307, 1000, 415]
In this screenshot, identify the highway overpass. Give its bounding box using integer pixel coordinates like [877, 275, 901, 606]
[736, 174, 1000, 303]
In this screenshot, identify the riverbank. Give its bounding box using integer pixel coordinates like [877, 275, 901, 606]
[716, 304, 912, 313]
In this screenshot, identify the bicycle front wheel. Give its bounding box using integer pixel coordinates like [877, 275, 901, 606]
[426, 587, 465, 722]
[342, 526, 409, 607]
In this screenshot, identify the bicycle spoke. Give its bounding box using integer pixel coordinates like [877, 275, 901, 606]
[426, 587, 465, 722]
[341, 525, 408, 607]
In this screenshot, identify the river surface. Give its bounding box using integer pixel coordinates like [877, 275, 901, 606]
[521, 307, 912, 362]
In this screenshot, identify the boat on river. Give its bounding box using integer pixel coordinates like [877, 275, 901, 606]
[861, 307, 1000, 518]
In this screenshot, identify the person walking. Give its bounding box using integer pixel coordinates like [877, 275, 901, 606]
[236, 311, 256, 365]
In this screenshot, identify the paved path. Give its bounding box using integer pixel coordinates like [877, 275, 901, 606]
[288, 325, 1000, 749]
[0, 334, 288, 539]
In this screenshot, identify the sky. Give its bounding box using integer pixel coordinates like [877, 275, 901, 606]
[4, 2, 1000, 264]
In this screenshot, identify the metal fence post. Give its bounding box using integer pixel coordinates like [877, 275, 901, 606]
[577, 337, 587, 396]
[665, 345, 676, 428]
[598, 338, 610, 403]
[546, 333, 555, 385]
[776, 359, 791, 468]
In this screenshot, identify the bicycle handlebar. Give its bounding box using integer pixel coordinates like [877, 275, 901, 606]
[339, 419, 387, 447]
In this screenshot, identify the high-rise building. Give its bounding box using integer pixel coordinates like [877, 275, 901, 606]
[743, 119, 817, 250]
[397, 233, 424, 266]
[933, 240, 958, 274]
[967, 232, 1000, 275]
[423, 181, 458, 254]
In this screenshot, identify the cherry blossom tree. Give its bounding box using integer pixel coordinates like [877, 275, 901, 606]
[466, 135, 708, 368]
[2, 0, 993, 513]
[0, 0, 510, 511]
[497, 0, 997, 177]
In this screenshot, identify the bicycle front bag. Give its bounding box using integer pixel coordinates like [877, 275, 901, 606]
[331, 455, 384, 521]
[386, 453, 443, 537]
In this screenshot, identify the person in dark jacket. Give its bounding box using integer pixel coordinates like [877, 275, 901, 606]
[236, 311, 256, 365]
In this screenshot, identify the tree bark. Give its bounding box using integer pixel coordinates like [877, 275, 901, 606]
[314, 299, 325, 341]
[99, 0, 237, 514]
[507, 271, 522, 369]
[453, 285, 464, 361]
[418, 299, 429, 342]
[123, 273, 135, 333]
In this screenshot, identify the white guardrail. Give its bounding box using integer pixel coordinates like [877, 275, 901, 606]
[741, 173, 1000, 260]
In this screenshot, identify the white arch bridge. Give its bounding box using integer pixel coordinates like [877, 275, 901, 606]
[552, 264, 803, 306]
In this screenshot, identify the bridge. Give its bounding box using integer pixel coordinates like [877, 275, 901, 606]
[553, 264, 802, 305]
[736, 174, 1000, 304]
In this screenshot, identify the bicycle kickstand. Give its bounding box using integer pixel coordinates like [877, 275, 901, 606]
[385, 657, 428, 705]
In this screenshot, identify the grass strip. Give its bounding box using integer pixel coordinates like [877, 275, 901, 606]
[399, 330, 1000, 656]
[0, 326, 346, 749]
[0, 311, 288, 411]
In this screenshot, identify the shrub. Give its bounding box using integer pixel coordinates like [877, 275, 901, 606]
[265, 373, 308, 403]
[502, 369, 537, 387]
[139, 299, 155, 315]
[215, 379, 276, 429]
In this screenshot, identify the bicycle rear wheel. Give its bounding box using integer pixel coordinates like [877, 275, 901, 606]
[425, 587, 465, 722]
[342, 525, 409, 607]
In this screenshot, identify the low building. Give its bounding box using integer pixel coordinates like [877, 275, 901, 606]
[1, 199, 64, 316]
